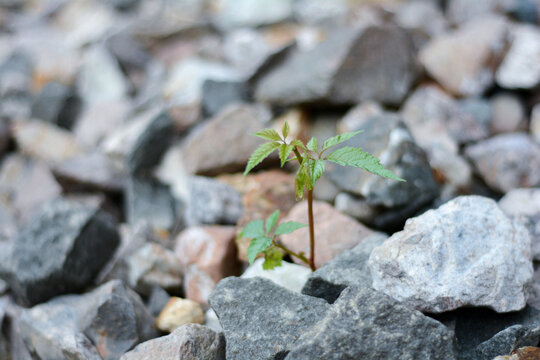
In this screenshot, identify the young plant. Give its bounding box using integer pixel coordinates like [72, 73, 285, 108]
[241, 121, 405, 271]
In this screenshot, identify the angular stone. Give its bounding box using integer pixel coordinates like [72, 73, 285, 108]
[447, 0, 517, 24]
[286, 286, 457, 360]
[156, 297, 204, 333]
[74, 100, 130, 147]
[121, 324, 225, 360]
[451, 97, 492, 144]
[0, 51, 33, 121]
[302, 233, 388, 303]
[19, 280, 158, 360]
[0, 198, 120, 306]
[368, 196, 533, 313]
[201, 79, 249, 117]
[499, 189, 540, 260]
[491, 93, 527, 134]
[465, 133, 540, 193]
[280, 201, 376, 268]
[31, 81, 80, 129]
[209, 277, 329, 360]
[334, 192, 380, 225]
[242, 258, 311, 293]
[392, 1, 448, 37]
[419, 15, 508, 96]
[211, 0, 294, 29]
[326, 112, 439, 209]
[182, 104, 272, 175]
[496, 24, 540, 89]
[474, 326, 540, 360]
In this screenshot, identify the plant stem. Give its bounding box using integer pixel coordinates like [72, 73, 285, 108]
[307, 189, 315, 271]
[272, 238, 310, 266]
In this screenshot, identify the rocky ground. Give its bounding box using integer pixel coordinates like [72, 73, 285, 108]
[0, 0, 539, 359]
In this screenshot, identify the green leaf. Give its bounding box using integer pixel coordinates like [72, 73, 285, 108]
[265, 210, 280, 234]
[240, 219, 265, 239]
[322, 130, 364, 152]
[290, 139, 306, 150]
[262, 246, 283, 270]
[275, 221, 307, 235]
[310, 159, 325, 186]
[247, 236, 272, 264]
[282, 121, 290, 139]
[326, 147, 406, 182]
[244, 142, 280, 175]
[254, 129, 282, 142]
[279, 144, 294, 167]
[306, 137, 318, 152]
[294, 160, 312, 199]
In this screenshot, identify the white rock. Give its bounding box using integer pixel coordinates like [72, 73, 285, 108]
[212, 0, 294, 30]
[241, 258, 311, 293]
[532, 104, 540, 143]
[491, 93, 526, 134]
[368, 196, 533, 313]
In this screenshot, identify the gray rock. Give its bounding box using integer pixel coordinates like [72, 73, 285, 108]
[499, 188, 540, 260]
[146, 286, 170, 317]
[392, 1, 448, 37]
[326, 112, 439, 209]
[474, 325, 540, 360]
[121, 324, 225, 360]
[19, 280, 158, 360]
[334, 192, 380, 225]
[125, 175, 178, 231]
[446, 0, 518, 24]
[0, 51, 33, 121]
[212, 0, 294, 29]
[0, 297, 8, 360]
[209, 277, 329, 360]
[465, 133, 540, 193]
[286, 286, 457, 360]
[0, 198, 120, 306]
[368, 196, 533, 313]
[450, 97, 492, 144]
[293, 0, 348, 26]
[186, 176, 243, 226]
[105, 32, 150, 70]
[302, 233, 388, 303]
[491, 93, 526, 134]
[201, 80, 248, 117]
[31, 81, 80, 129]
[255, 26, 418, 106]
[531, 104, 540, 143]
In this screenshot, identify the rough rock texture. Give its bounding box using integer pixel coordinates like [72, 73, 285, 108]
[494, 346, 540, 360]
[499, 189, 540, 260]
[474, 325, 540, 360]
[209, 277, 329, 360]
[18, 280, 158, 360]
[465, 133, 540, 193]
[0, 198, 120, 306]
[285, 286, 457, 360]
[201, 79, 248, 117]
[242, 258, 311, 293]
[121, 324, 225, 360]
[302, 233, 388, 303]
[156, 297, 204, 333]
[211, 0, 294, 30]
[369, 196, 533, 313]
[280, 201, 376, 268]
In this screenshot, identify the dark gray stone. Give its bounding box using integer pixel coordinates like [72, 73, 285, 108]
[0, 51, 33, 120]
[449, 98, 492, 144]
[209, 277, 329, 360]
[146, 286, 171, 317]
[121, 324, 225, 360]
[474, 325, 540, 360]
[302, 233, 387, 303]
[0, 198, 120, 306]
[19, 280, 158, 360]
[0, 297, 8, 360]
[106, 32, 150, 69]
[31, 81, 81, 129]
[202, 80, 249, 117]
[127, 110, 174, 174]
[286, 286, 457, 360]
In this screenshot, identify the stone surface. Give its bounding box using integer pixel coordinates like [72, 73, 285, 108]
[280, 201, 376, 268]
[156, 297, 205, 333]
[532, 104, 540, 143]
[211, 0, 294, 30]
[419, 15, 508, 96]
[74, 100, 130, 147]
[465, 133, 540, 193]
[0, 198, 120, 306]
[446, 0, 517, 24]
[499, 188, 540, 260]
[242, 258, 311, 293]
[491, 93, 526, 134]
[209, 277, 329, 360]
[392, 1, 448, 37]
[368, 196, 533, 313]
[201, 79, 249, 117]
[474, 326, 540, 360]
[334, 192, 381, 225]
[496, 24, 540, 89]
[494, 346, 540, 360]
[286, 286, 457, 360]
[18, 280, 158, 360]
[182, 104, 272, 175]
[121, 324, 225, 360]
[31, 81, 80, 129]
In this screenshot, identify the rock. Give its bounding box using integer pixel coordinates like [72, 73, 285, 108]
[0, 51, 33, 121]
[241, 258, 311, 293]
[18, 280, 158, 360]
[302, 233, 388, 303]
[182, 104, 272, 175]
[293, 0, 348, 26]
[125, 174, 178, 231]
[146, 286, 170, 317]
[496, 24, 540, 89]
[205, 309, 222, 333]
[419, 15, 508, 96]
[175, 226, 239, 304]
[74, 100, 130, 147]
[31, 81, 80, 129]
[121, 324, 225, 360]
[499, 189, 540, 260]
[185, 176, 243, 226]
[451, 97, 492, 144]
[105, 32, 150, 70]
[446, 0, 517, 24]
[337, 100, 383, 133]
[13, 120, 83, 163]
[201, 79, 249, 117]
[0, 198, 120, 306]
[465, 133, 540, 193]
[368, 196, 533, 313]
[475, 326, 540, 360]
[334, 192, 380, 225]
[392, 1, 448, 37]
[211, 0, 294, 29]
[532, 104, 540, 142]
[126, 243, 184, 296]
[0, 297, 8, 359]
[52, 151, 125, 193]
[209, 277, 329, 360]
[491, 93, 526, 134]
[255, 25, 418, 106]
[156, 297, 204, 333]
[494, 346, 540, 360]
[326, 112, 439, 209]
[285, 286, 457, 360]
[280, 201, 376, 268]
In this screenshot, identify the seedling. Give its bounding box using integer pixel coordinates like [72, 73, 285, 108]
[241, 121, 405, 271]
